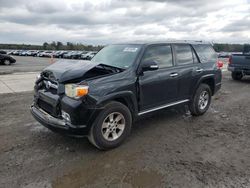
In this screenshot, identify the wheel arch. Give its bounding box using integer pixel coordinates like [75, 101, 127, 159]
[96, 91, 138, 119]
[193, 75, 215, 97]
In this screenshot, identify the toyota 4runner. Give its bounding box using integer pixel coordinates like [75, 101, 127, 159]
[31, 41, 222, 150]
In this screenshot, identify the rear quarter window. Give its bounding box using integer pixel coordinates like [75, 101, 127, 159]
[192, 44, 217, 63]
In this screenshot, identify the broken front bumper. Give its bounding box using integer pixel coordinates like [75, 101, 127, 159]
[30, 104, 88, 136]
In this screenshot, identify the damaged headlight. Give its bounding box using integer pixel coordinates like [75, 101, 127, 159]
[65, 84, 89, 99]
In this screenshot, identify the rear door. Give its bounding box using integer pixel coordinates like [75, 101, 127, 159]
[172, 44, 199, 100]
[138, 44, 179, 111]
[192, 44, 222, 88]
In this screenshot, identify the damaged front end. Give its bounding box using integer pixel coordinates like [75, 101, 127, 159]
[31, 60, 123, 136]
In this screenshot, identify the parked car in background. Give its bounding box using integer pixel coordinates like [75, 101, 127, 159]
[81, 51, 98, 60]
[7, 50, 15, 55]
[36, 51, 44, 57]
[31, 41, 222, 150]
[38, 51, 54, 58]
[218, 52, 231, 58]
[54, 51, 66, 58]
[228, 44, 250, 80]
[0, 53, 16, 65]
[20, 50, 28, 56]
[27, 50, 39, 56]
[11, 50, 20, 56]
[63, 51, 74, 59]
[70, 51, 88, 59]
[0, 50, 7, 54]
[18, 50, 26, 56]
[37, 51, 47, 57]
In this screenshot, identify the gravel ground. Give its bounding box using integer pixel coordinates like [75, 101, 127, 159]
[0, 71, 250, 188]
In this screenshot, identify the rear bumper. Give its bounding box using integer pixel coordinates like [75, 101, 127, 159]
[30, 105, 89, 136]
[228, 66, 250, 75]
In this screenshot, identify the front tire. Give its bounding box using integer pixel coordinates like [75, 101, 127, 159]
[88, 101, 132, 150]
[232, 72, 243, 80]
[3, 59, 11, 65]
[189, 84, 212, 116]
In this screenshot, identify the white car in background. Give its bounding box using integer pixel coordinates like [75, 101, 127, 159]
[38, 51, 55, 57]
[81, 51, 98, 60]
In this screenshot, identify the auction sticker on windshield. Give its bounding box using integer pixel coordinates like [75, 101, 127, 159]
[123, 47, 138, 52]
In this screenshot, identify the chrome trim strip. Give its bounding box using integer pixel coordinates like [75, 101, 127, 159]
[138, 99, 189, 116]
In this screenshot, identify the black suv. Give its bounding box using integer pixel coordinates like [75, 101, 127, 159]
[31, 41, 222, 150]
[0, 51, 16, 65]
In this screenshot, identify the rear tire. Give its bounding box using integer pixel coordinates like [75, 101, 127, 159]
[189, 84, 212, 116]
[232, 72, 243, 80]
[88, 101, 132, 150]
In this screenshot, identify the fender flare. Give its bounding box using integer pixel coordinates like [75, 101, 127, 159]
[96, 91, 138, 115]
[192, 74, 215, 97]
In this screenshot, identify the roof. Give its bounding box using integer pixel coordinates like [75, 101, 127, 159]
[115, 40, 212, 45]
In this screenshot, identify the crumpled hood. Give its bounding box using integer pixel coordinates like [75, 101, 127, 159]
[43, 60, 100, 83]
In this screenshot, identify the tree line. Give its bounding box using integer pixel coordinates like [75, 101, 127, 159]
[0, 42, 104, 51]
[212, 43, 245, 52]
[0, 41, 247, 52]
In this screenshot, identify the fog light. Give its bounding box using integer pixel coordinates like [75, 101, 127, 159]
[62, 111, 71, 123]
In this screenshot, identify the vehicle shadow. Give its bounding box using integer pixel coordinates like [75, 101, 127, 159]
[132, 105, 188, 133]
[30, 104, 189, 154]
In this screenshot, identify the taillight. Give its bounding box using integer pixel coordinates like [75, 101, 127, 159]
[216, 60, 223, 69]
[228, 56, 232, 65]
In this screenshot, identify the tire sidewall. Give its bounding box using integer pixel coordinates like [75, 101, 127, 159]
[90, 102, 132, 150]
[195, 84, 211, 114]
[190, 84, 212, 116]
[232, 72, 243, 80]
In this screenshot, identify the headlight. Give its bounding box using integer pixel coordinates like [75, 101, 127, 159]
[65, 84, 89, 99]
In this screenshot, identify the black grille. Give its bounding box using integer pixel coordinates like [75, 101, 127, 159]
[38, 99, 54, 115]
[35, 71, 60, 117]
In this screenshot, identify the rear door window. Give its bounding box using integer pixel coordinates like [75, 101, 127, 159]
[192, 44, 217, 63]
[174, 44, 194, 65]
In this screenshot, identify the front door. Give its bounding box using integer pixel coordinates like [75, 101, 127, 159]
[139, 44, 179, 111]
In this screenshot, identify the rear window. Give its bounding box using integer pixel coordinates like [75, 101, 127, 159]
[174, 44, 194, 65]
[192, 44, 217, 63]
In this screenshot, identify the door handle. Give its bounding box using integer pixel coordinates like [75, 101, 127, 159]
[170, 73, 178, 77]
[196, 68, 204, 73]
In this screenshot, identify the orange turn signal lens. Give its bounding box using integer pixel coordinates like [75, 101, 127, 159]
[76, 86, 89, 97]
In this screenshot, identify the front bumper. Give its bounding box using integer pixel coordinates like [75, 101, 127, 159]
[31, 104, 89, 136]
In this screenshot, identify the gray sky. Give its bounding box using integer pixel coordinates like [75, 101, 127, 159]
[0, 0, 249, 44]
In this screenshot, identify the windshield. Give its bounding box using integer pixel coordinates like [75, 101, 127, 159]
[91, 44, 142, 69]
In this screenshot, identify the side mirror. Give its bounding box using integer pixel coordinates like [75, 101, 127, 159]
[141, 61, 159, 72]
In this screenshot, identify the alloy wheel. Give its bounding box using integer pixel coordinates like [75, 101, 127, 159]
[198, 91, 209, 110]
[101, 112, 125, 141]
